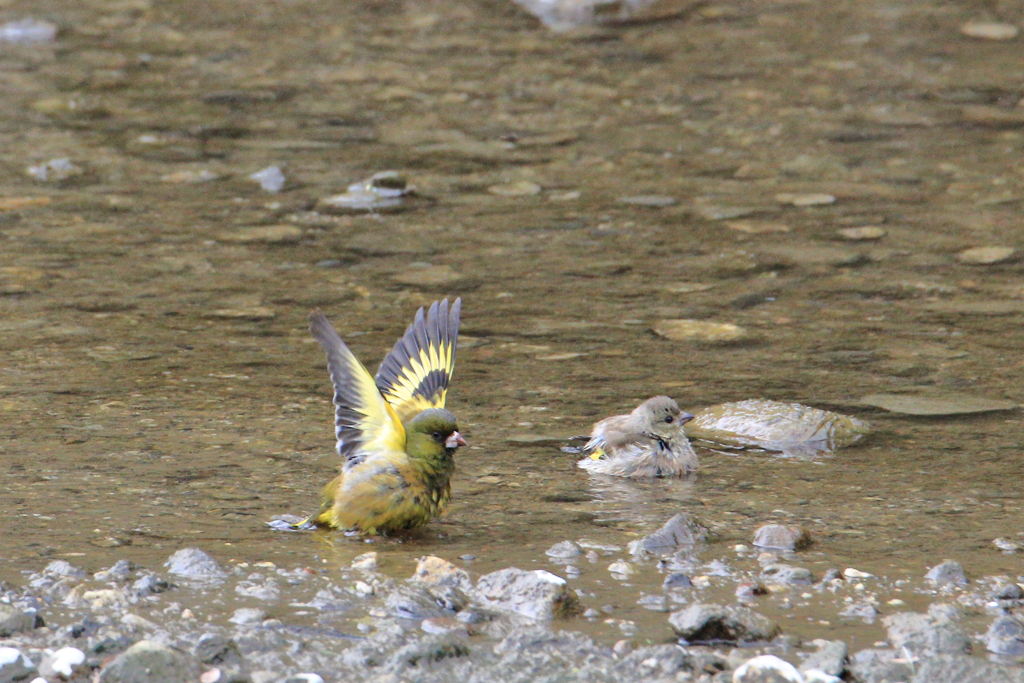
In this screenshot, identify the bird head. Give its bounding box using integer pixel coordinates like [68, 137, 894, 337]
[405, 408, 467, 463]
[635, 396, 693, 439]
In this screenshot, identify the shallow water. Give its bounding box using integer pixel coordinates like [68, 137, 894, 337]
[2, 0, 1024, 657]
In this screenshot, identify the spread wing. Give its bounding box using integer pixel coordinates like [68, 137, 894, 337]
[374, 298, 461, 424]
[309, 312, 406, 467]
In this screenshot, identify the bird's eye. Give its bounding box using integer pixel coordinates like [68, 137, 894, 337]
[432, 431, 442, 441]
[665, 416, 674, 423]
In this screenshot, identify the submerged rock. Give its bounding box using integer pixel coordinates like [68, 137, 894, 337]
[688, 399, 868, 458]
[861, 392, 1016, 416]
[318, 171, 410, 213]
[653, 319, 749, 343]
[669, 603, 780, 643]
[629, 513, 709, 557]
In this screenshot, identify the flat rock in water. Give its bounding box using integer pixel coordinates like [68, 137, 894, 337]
[472, 567, 581, 620]
[669, 603, 780, 643]
[218, 225, 303, 244]
[925, 559, 967, 586]
[724, 221, 790, 234]
[629, 513, 709, 556]
[97, 640, 199, 683]
[165, 548, 227, 581]
[837, 226, 885, 241]
[653, 319, 748, 343]
[688, 399, 868, 458]
[862, 392, 1016, 416]
[956, 246, 1015, 265]
[616, 195, 677, 207]
[411, 556, 472, 591]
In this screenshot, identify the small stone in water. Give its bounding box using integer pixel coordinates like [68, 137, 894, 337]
[319, 171, 409, 212]
[250, 166, 286, 193]
[0, 19, 58, 43]
[608, 560, 634, 578]
[546, 540, 583, 559]
[161, 169, 220, 184]
[725, 221, 790, 234]
[956, 246, 1015, 265]
[775, 192, 836, 206]
[993, 538, 1020, 553]
[733, 655, 803, 683]
[837, 226, 886, 241]
[842, 568, 873, 579]
[924, 559, 967, 586]
[753, 525, 813, 551]
[27, 158, 82, 182]
[960, 21, 1019, 40]
[229, 608, 266, 624]
[488, 180, 542, 196]
[615, 195, 677, 207]
[652, 319, 748, 343]
[350, 552, 378, 571]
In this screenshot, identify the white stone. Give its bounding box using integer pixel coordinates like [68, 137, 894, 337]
[733, 654, 802, 683]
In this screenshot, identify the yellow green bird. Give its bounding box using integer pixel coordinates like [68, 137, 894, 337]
[287, 298, 466, 534]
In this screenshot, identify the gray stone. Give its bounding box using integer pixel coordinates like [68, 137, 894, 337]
[545, 541, 583, 560]
[0, 647, 36, 683]
[733, 655, 803, 683]
[838, 601, 878, 622]
[993, 582, 1024, 600]
[614, 644, 693, 676]
[194, 634, 250, 683]
[799, 639, 847, 676]
[985, 614, 1024, 655]
[911, 653, 1024, 683]
[629, 514, 709, 557]
[165, 548, 227, 581]
[847, 649, 913, 683]
[669, 603, 780, 643]
[882, 611, 970, 656]
[472, 568, 581, 620]
[753, 524, 812, 551]
[760, 564, 813, 585]
[44, 560, 87, 579]
[925, 559, 967, 586]
[132, 573, 171, 596]
[97, 640, 199, 683]
[663, 572, 693, 590]
[0, 604, 34, 637]
[410, 556, 473, 591]
[385, 583, 451, 621]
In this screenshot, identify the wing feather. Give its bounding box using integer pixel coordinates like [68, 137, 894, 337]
[375, 298, 461, 423]
[309, 312, 406, 467]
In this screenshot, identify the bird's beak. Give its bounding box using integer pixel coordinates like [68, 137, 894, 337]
[679, 412, 694, 425]
[446, 431, 468, 449]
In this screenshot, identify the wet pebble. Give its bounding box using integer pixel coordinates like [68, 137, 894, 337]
[760, 564, 813, 586]
[956, 246, 1015, 265]
[0, 18, 57, 43]
[350, 552, 378, 572]
[924, 560, 967, 587]
[753, 525, 812, 551]
[993, 538, 1019, 553]
[228, 608, 266, 625]
[410, 556, 472, 591]
[165, 548, 228, 582]
[960, 21, 1019, 40]
[545, 540, 583, 561]
[318, 171, 409, 213]
[652, 319, 748, 343]
[217, 225, 303, 244]
[615, 195, 677, 207]
[861, 392, 1016, 416]
[836, 226, 885, 241]
[838, 601, 878, 622]
[488, 180, 541, 196]
[250, 166, 286, 193]
[725, 221, 790, 234]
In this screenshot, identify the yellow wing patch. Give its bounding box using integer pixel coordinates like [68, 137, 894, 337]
[375, 298, 461, 424]
[308, 312, 406, 465]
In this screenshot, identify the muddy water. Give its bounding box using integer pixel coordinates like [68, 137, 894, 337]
[1, 0, 1023, 654]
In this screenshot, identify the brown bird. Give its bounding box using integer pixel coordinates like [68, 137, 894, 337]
[280, 298, 466, 534]
[576, 396, 697, 477]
